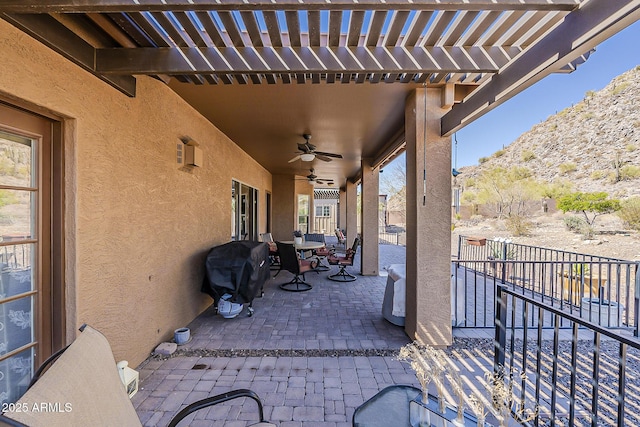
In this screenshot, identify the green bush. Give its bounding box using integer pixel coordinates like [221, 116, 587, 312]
[620, 165, 640, 180]
[563, 216, 586, 232]
[479, 157, 489, 164]
[494, 149, 506, 158]
[617, 197, 640, 231]
[505, 214, 532, 236]
[559, 162, 577, 174]
[590, 170, 606, 180]
[521, 150, 536, 162]
[626, 144, 637, 152]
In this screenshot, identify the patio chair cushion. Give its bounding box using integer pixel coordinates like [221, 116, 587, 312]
[5, 325, 142, 427]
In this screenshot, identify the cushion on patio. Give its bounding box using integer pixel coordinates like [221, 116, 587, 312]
[5, 325, 142, 427]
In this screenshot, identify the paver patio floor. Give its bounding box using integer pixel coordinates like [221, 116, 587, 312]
[131, 244, 497, 426]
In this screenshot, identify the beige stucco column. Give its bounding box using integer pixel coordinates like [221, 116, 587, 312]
[360, 157, 379, 276]
[345, 179, 358, 247]
[404, 87, 452, 347]
[338, 187, 347, 232]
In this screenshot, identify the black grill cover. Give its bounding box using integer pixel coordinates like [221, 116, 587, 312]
[202, 241, 270, 305]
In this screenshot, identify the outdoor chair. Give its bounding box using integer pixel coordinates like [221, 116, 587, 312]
[335, 228, 346, 249]
[260, 232, 281, 274]
[0, 325, 275, 427]
[276, 241, 317, 292]
[304, 233, 332, 271]
[328, 237, 360, 282]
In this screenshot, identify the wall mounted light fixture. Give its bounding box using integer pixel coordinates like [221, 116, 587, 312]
[179, 136, 203, 167]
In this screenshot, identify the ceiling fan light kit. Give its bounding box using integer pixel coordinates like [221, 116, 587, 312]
[288, 134, 344, 164]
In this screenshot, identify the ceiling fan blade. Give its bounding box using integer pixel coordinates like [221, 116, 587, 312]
[288, 155, 301, 163]
[315, 155, 333, 162]
[298, 142, 316, 153]
[314, 151, 343, 158]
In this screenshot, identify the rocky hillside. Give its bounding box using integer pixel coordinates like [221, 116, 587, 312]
[459, 65, 640, 198]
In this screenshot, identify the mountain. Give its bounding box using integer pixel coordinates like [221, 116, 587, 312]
[458, 66, 640, 198]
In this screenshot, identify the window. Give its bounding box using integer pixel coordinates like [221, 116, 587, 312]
[315, 205, 331, 217]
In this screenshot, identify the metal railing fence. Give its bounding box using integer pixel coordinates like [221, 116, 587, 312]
[453, 236, 639, 335]
[379, 231, 406, 246]
[494, 285, 640, 427]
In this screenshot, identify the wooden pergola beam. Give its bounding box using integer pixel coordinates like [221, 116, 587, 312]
[1, 12, 136, 96]
[0, 0, 581, 13]
[441, 0, 640, 135]
[95, 46, 517, 75]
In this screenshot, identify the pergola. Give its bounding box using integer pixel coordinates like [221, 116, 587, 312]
[2, 0, 638, 346]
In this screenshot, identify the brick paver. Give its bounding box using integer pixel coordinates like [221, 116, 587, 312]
[131, 244, 500, 426]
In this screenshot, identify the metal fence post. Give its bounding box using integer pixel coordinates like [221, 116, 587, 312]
[635, 262, 639, 337]
[500, 243, 507, 284]
[494, 284, 508, 372]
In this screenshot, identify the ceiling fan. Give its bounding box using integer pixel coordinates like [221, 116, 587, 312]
[288, 134, 343, 163]
[297, 169, 334, 186]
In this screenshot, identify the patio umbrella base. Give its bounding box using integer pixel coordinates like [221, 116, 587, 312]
[328, 268, 357, 282]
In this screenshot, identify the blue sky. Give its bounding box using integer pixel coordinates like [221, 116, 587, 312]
[454, 19, 640, 168]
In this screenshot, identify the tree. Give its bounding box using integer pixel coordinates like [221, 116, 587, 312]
[380, 159, 406, 227]
[557, 192, 621, 228]
[475, 166, 540, 219]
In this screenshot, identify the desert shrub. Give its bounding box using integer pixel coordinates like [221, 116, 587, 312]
[464, 177, 476, 188]
[563, 216, 586, 232]
[0, 190, 19, 208]
[626, 144, 637, 152]
[590, 170, 606, 180]
[620, 165, 640, 180]
[505, 214, 531, 236]
[611, 81, 630, 95]
[479, 157, 489, 164]
[559, 162, 577, 174]
[617, 197, 640, 231]
[521, 150, 536, 162]
[494, 149, 506, 158]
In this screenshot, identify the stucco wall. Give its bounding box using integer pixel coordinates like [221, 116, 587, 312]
[0, 20, 272, 366]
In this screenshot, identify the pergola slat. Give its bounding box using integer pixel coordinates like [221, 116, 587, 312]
[402, 11, 433, 47]
[195, 11, 227, 47]
[262, 11, 283, 48]
[0, 1, 581, 13]
[217, 11, 245, 47]
[421, 10, 457, 46]
[502, 11, 546, 46]
[173, 11, 208, 47]
[481, 10, 526, 45]
[385, 11, 410, 46]
[517, 11, 565, 47]
[347, 10, 365, 46]
[328, 10, 342, 47]
[285, 11, 301, 46]
[440, 11, 479, 46]
[104, 13, 153, 47]
[456, 10, 501, 46]
[127, 12, 171, 47]
[240, 11, 264, 47]
[366, 10, 387, 47]
[149, 12, 190, 47]
[308, 10, 321, 46]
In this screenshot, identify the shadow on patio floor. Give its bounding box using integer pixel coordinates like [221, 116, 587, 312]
[131, 243, 498, 426]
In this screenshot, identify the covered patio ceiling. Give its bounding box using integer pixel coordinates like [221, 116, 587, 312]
[1, 1, 638, 188]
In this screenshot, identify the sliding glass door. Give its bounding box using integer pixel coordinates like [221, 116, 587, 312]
[231, 180, 258, 241]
